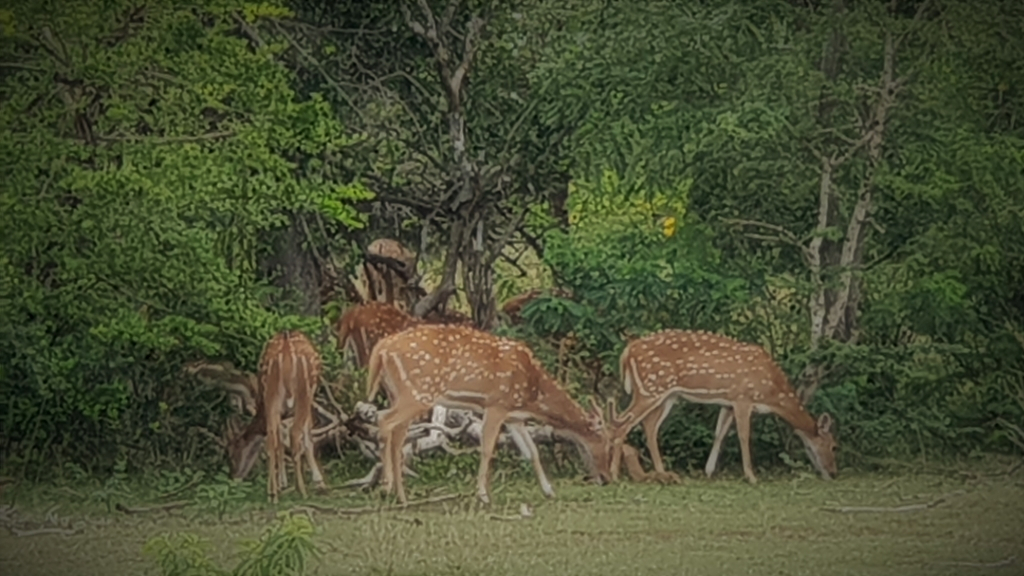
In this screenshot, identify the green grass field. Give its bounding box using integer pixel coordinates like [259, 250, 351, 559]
[2, 461, 1022, 576]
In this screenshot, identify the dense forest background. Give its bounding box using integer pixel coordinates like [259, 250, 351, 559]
[1, 0, 1022, 482]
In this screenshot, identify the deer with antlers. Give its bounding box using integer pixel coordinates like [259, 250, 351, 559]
[225, 330, 328, 503]
[366, 323, 613, 504]
[608, 329, 837, 484]
[356, 238, 423, 312]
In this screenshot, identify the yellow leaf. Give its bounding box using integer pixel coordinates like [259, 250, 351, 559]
[662, 216, 677, 238]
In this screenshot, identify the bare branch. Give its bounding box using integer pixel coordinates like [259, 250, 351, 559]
[830, 129, 874, 167]
[270, 20, 363, 122]
[485, 206, 529, 267]
[415, 0, 441, 42]
[894, 0, 934, 51]
[231, 12, 265, 49]
[450, 15, 485, 97]
[96, 131, 235, 144]
[440, 0, 462, 32]
[400, 2, 427, 38]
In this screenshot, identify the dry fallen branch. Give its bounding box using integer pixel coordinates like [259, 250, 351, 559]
[930, 555, 1018, 569]
[489, 503, 534, 522]
[115, 500, 191, 515]
[289, 493, 463, 516]
[11, 526, 80, 537]
[822, 490, 964, 514]
[1, 504, 81, 537]
[156, 476, 203, 500]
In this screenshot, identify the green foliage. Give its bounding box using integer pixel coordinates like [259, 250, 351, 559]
[234, 513, 320, 576]
[193, 473, 253, 521]
[144, 513, 319, 576]
[515, 0, 1024, 470]
[0, 0, 364, 475]
[527, 169, 751, 384]
[2, 0, 1022, 486]
[145, 533, 229, 576]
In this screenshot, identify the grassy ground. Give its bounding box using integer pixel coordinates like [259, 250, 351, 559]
[1, 460, 1022, 576]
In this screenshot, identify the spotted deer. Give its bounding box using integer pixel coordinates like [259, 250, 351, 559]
[335, 301, 473, 370]
[609, 329, 837, 484]
[335, 302, 425, 370]
[357, 238, 422, 312]
[228, 330, 327, 503]
[366, 324, 613, 504]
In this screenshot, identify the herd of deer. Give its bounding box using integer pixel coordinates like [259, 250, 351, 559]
[188, 240, 837, 505]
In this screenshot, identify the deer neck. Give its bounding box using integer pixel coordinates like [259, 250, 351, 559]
[529, 384, 596, 443]
[774, 402, 818, 438]
[244, 395, 269, 439]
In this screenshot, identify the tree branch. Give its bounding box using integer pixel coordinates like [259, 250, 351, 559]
[270, 20, 363, 122]
[721, 218, 813, 265]
[95, 131, 235, 144]
[485, 206, 529, 267]
[450, 16, 485, 98]
[231, 12, 266, 49]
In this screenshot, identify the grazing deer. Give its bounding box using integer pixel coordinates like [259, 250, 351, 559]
[229, 330, 328, 503]
[366, 324, 613, 504]
[608, 330, 837, 484]
[335, 301, 473, 370]
[336, 302, 425, 370]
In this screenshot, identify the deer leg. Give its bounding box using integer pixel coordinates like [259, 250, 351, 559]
[704, 407, 735, 478]
[732, 403, 757, 484]
[290, 421, 309, 499]
[476, 408, 509, 505]
[303, 425, 326, 492]
[265, 403, 283, 504]
[608, 395, 648, 482]
[377, 401, 429, 503]
[390, 420, 414, 504]
[640, 397, 676, 475]
[376, 408, 399, 496]
[507, 422, 555, 499]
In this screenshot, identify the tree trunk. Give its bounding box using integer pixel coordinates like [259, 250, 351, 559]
[261, 215, 322, 318]
[461, 220, 497, 330]
[799, 28, 902, 403]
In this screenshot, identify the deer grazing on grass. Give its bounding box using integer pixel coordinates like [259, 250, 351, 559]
[227, 330, 328, 503]
[608, 329, 837, 484]
[366, 323, 613, 504]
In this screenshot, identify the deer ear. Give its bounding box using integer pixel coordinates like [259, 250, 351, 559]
[817, 412, 833, 434]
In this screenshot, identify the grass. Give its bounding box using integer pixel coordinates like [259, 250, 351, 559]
[1, 459, 1023, 576]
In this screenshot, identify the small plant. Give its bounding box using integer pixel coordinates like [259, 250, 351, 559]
[89, 456, 131, 513]
[144, 533, 228, 576]
[234, 513, 320, 576]
[193, 473, 251, 521]
[144, 513, 320, 576]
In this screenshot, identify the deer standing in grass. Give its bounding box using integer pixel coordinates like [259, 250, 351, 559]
[228, 330, 328, 503]
[336, 301, 474, 370]
[366, 324, 613, 504]
[609, 329, 837, 484]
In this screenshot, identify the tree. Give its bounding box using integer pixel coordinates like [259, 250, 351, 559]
[0, 0, 368, 471]
[275, 0, 577, 329]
